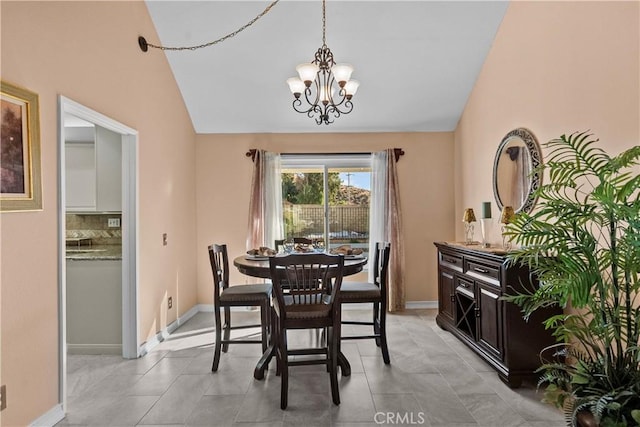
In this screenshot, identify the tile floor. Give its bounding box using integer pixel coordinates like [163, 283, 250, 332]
[57, 309, 565, 426]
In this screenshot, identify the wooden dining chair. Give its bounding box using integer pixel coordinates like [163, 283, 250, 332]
[269, 253, 344, 409]
[340, 242, 391, 364]
[208, 244, 272, 372]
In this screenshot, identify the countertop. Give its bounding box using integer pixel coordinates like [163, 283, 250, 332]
[440, 241, 509, 255]
[66, 245, 122, 260]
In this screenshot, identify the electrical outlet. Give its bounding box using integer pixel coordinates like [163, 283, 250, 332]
[162, 233, 168, 246]
[1, 384, 7, 411]
[108, 218, 120, 228]
[168, 296, 173, 309]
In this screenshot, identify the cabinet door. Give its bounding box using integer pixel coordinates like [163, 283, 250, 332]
[438, 268, 456, 321]
[477, 282, 502, 360]
[65, 142, 96, 210]
[95, 126, 122, 211]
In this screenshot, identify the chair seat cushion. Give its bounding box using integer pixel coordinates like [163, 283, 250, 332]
[220, 283, 272, 302]
[340, 282, 381, 302]
[285, 304, 331, 319]
[279, 294, 332, 319]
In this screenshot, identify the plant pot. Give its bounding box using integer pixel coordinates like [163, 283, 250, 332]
[577, 410, 598, 427]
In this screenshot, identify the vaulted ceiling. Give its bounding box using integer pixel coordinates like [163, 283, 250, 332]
[144, 1, 509, 133]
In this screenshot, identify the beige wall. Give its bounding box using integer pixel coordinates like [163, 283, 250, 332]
[455, 0, 639, 242]
[4, 0, 638, 424]
[1, 2, 198, 425]
[195, 132, 455, 305]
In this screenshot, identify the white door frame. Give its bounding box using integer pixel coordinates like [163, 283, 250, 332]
[57, 96, 139, 410]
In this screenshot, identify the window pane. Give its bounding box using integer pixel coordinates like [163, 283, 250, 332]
[328, 168, 370, 257]
[280, 161, 371, 261]
[281, 170, 325, 241]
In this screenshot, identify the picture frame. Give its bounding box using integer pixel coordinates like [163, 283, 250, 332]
[1, 80, 42, 212]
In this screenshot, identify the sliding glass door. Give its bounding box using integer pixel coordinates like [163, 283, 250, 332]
[280, 154, 371, 255]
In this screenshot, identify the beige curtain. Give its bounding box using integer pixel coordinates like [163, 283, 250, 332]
[385, 148, 405, 312]
[246, 150, 265, 251]
[246, 150, 283, 251]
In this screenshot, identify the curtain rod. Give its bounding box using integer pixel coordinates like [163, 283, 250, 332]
[245, 148, 405, 163]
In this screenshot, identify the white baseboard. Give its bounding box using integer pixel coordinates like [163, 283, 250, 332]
[406, 301, 438, 309]
[67, 344, 122, 355]
[196, 304, 258, 312]
[30, 403, 64, 427]
[138, 305, 200, 356]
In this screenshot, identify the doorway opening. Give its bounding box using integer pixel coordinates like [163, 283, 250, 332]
[57, 96, 139, 410]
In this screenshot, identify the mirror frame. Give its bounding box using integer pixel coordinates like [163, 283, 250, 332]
[492, 127, 542, 214]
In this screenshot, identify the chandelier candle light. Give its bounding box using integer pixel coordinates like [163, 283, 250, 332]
[287, 0, 359, 125]
[462, 208, 477, 245]
[480, 202, 492, 248]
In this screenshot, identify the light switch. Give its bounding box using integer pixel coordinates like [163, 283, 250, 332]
[108, 218, 120, 228]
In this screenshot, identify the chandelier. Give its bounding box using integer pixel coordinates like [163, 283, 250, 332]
[286, 0, 359, 125]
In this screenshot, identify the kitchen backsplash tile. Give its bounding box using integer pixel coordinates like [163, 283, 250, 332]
[66, 214, 122, 245]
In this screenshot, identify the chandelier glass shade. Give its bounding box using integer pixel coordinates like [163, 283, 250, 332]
[286, 0, 359, 125]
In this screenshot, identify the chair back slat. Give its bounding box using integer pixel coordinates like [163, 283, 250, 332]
[269, 253, 344, 319]
[208, 244, 230, 304]
[373, 242, 391, 290]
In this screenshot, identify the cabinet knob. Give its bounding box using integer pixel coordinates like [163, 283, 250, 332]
[450, 294, 455, 302]
[474, 307, 481, 317]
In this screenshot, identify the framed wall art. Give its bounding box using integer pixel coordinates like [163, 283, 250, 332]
[1, 80, 42, 212]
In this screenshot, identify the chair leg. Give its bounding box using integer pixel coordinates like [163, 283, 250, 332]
[379, 303, 390, 364]
[373, 302, 381, 347]
[273, 310, 281, 377]
[212, 307, 223, 372]
[260, 302, 269, 353]
[279, 328, 289, 410]
[222, 306, 231, 352]
[328, 326, 340, 405]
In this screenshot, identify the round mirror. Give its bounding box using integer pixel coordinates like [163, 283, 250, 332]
[492, 128, 542, 213]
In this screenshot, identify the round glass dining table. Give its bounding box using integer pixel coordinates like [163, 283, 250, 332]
[232, 253, 368, 379]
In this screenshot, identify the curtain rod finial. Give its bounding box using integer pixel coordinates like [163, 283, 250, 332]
[394, 148, 405, 162]
[246, 149, 257, 161]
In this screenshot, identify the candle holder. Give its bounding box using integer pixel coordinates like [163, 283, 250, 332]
[462, 208, 476, 245]
[480, 202, 492, 247]
[480, 218, 491, 247]
[500, 206, 515, 250]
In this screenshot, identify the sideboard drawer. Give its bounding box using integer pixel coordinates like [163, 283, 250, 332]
[455, 276, 475, 298]
[439, 252, 463, 271]
[465, 259, 501, 284]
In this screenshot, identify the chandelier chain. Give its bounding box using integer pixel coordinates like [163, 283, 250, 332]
[322, 0, 326, 46]
[144, 0, 280, 51]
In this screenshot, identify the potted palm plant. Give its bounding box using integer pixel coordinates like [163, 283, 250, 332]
[503, 131, 640, 427]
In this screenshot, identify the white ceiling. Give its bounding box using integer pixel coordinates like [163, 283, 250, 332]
[144, 0, 509, 134]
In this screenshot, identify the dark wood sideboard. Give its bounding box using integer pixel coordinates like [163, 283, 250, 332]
[434, 242, 560, 387]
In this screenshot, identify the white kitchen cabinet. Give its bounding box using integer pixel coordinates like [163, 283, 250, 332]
[66, 259, 122, 354]
[95, 126, 122, 211]
[65, 125, 122, 212]
[65, 142, 96, 210]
